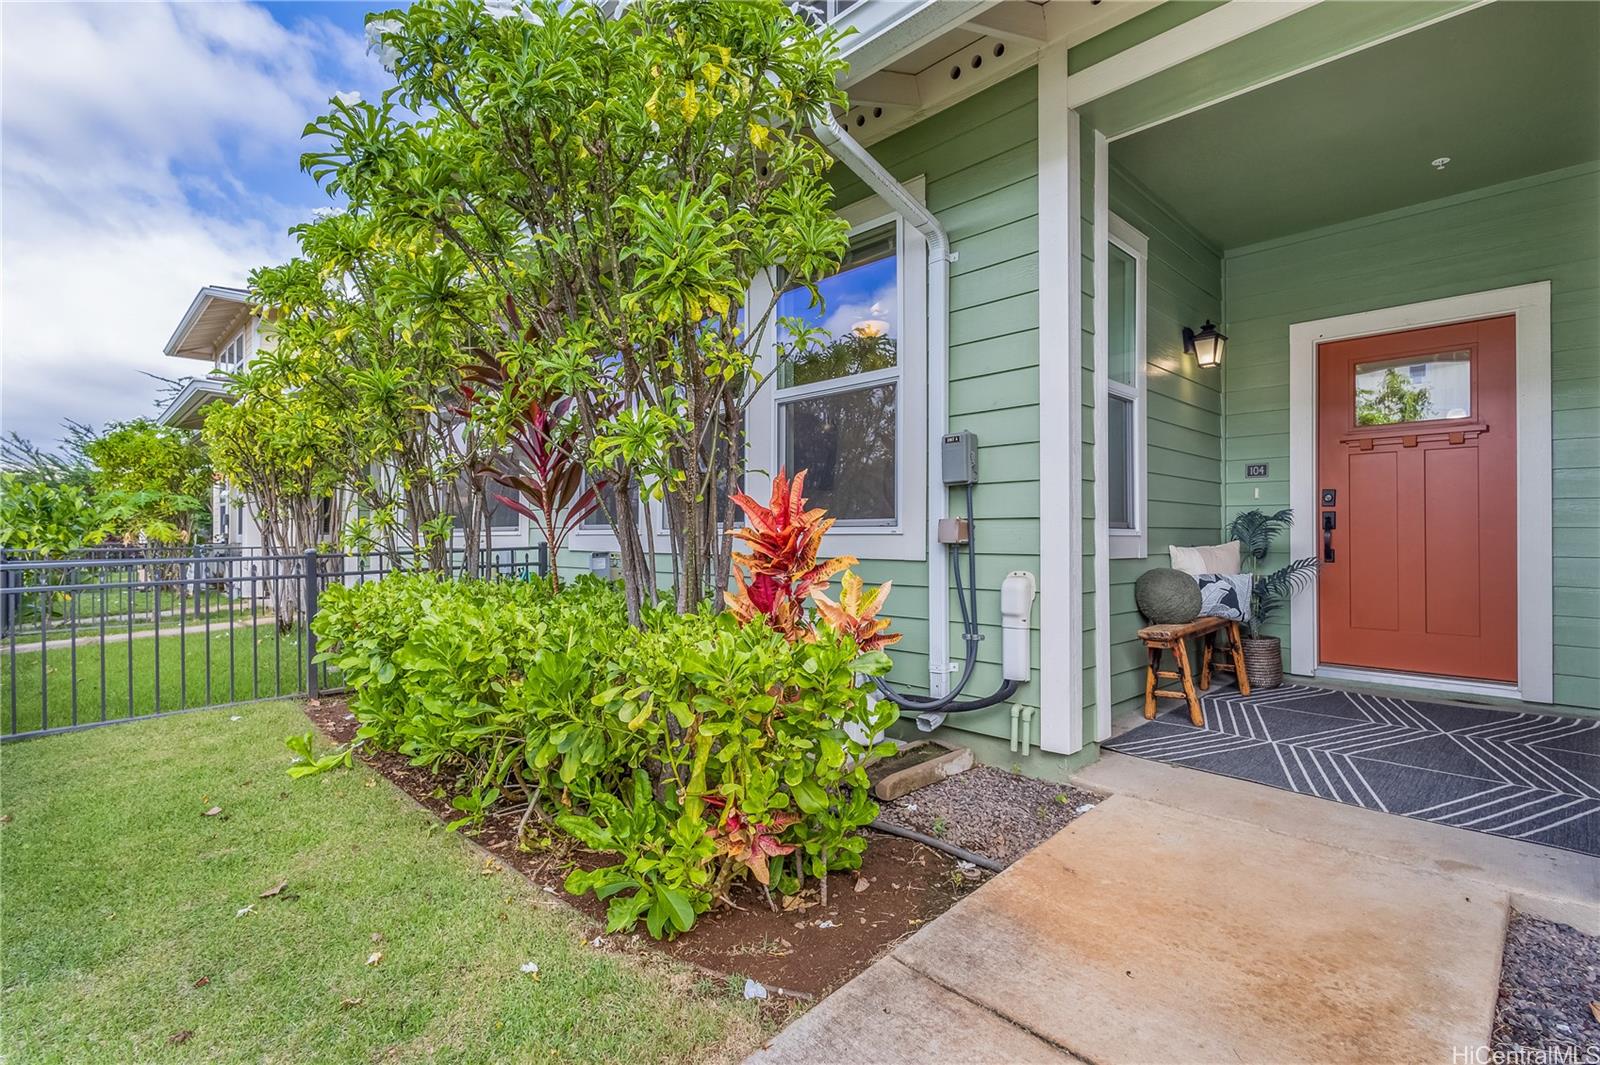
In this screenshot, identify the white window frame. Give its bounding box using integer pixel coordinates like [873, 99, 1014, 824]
[569, 180, 929, 563]
[1106, 213, 1148, 560]
[216, 321, 251, 371]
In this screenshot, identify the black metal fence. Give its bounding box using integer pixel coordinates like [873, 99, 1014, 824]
[0, 544, 548, 741]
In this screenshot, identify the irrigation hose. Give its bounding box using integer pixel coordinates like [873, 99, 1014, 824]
[868, 818, 1004, 873]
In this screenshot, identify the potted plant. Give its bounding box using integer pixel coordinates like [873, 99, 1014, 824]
[1224, 508, 1320, 690]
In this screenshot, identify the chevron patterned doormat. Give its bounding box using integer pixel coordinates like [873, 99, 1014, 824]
[1104, 685, 1600, 857]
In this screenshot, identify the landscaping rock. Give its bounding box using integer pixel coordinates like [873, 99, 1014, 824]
[878, 764, 1103, 866]
[1492, 912, 1600, 1052]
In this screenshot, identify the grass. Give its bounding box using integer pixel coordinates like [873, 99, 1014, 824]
[1, 627, 313, 736]
[0, 701, 764, 1063]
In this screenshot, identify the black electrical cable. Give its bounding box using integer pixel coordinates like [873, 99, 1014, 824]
[873, 482, 1023, 715]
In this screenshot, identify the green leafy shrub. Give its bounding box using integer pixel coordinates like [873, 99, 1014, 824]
[313, 574, 894, 938]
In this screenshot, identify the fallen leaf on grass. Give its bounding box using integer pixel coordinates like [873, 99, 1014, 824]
[366, 951, 383, 966]
[235, 905, 254, 918]
[0, 814, 12, 825]
[192, 977, 209, 989]
[168, 1030, 193, 1046]
[339, 997, 363, 1010]
[258, 880, 289, 899]
[203, 807, 223, 817]
[519, 961, 540, 977]
[370, 932, 384, 944]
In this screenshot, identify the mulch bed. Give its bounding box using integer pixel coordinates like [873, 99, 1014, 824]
[303, 698, 981, 1005]
[879, 765, 1103, 866]
[1492, 912, 1600, 1052]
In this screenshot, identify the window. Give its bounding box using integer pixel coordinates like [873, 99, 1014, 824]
[217, 327, 249, 370]
[775, 224, 900, 526]
[1106, 215, 1148, 560]
[569, 184, 928, 561]
[486, 489, 522, 529]
[1354, 350, 1472, 425]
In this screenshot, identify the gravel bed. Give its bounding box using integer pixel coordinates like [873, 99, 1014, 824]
[1492, 912, 1600, 1053]
[879, 764, 1103, 866]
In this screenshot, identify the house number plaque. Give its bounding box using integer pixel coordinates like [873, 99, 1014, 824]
[1245, 463, 1269, 478]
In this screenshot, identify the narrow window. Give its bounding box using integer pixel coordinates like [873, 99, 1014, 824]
[1107, 216, 1148, 559]
[775, 223, 900, 526]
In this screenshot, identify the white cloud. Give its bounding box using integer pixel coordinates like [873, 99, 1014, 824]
[0, 2, 386, 450]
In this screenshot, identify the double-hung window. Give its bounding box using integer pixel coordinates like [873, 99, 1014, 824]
[571, 185, 928, 561]
[1106, 215, 1148, 559]
[775, 223, 901, 526]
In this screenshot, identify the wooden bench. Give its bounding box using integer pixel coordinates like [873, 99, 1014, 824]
[1136, 616, 1250, 727]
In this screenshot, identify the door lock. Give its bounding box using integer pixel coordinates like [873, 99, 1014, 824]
[1321, 511, 1336, 563]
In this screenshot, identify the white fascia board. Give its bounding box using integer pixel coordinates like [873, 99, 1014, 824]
[838, 0, 993, 87]
[1065, 0, 1318, 107]
[163, 285, 250, 360]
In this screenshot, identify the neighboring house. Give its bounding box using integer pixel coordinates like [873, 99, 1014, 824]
[156, 285, 269, 553]
[568, 0, 1599, 766]
[155, 285, 529, 558]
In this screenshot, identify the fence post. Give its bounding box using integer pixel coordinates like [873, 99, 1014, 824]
[0, 548, 11, 637]
[303, 548, 320, 699]
[536, 542, 549, 581]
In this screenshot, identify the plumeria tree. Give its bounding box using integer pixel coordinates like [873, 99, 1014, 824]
[248, 211, 502, 573]
[300, 0, 853, 623]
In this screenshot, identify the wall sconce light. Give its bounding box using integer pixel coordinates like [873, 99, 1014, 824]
[1183, 320, 1227, 369]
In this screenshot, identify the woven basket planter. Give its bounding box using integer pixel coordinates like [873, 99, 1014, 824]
[1241, 636, 1285, 690]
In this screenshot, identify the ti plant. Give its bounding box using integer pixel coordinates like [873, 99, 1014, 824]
[465, 374, 605, 589]
[1225, 508, 1320, 638]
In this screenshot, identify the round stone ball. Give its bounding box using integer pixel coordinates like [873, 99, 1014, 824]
[1134, 568, 1201, 624]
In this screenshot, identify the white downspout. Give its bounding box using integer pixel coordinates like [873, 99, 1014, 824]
[814, 112, 956, 699]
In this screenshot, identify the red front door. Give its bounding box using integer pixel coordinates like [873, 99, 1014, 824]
[1316, 316, 1517, 682]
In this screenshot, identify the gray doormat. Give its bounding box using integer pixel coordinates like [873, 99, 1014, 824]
[1104, 685, 1600, 858]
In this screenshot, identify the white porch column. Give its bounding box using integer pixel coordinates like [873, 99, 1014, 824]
[1037, 41, 1085, 755]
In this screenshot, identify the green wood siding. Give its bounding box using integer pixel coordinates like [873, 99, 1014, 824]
[1222, 162, 1600, 714]
[831, 70, 1045, 743]
[1106, 169, 1226, 710]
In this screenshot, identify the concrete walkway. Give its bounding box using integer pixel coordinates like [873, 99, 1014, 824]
[752, 752, 1598, 1064]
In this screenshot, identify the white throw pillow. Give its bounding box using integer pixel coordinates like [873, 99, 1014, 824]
[1170, 541, 1242, 576]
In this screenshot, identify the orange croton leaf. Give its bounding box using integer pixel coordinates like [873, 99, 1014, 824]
[810, 570, 901, 652]
[728, 468, 857, 637]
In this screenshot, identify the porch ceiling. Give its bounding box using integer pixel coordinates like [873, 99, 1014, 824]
[1109, 0, 1600, 250]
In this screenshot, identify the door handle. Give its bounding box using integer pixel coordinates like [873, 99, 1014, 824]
[1322, 511, 1336, 563]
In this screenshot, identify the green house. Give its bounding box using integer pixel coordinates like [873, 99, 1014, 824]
[563, 0, 1598, 771]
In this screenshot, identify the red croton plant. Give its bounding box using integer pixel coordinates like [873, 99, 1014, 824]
[724, 468, 901, 650]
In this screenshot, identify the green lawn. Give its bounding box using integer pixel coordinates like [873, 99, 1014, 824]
[0, 701, 763, 1063]
[10, 575, 234, 636]
[1, 627, 312, 736]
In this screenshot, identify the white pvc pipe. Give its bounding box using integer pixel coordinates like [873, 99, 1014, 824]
[814, 112, 955, 698]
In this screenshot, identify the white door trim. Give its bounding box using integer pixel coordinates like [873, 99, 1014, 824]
[1287, 281, 1554, 704]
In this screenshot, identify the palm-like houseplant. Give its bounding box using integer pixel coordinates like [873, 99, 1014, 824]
[1225, 508, 1320, 689]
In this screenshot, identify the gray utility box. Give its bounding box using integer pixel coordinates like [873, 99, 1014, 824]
[941, 430, 979, 485]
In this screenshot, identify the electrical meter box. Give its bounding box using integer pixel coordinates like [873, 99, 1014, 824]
[941, 431, 979, 485]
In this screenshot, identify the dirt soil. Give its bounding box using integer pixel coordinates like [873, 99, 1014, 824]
[304, 698, 981, 1005]
[880, 764, 1104, 866]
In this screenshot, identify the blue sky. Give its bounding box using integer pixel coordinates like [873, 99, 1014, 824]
[0, 1, 394, 451]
